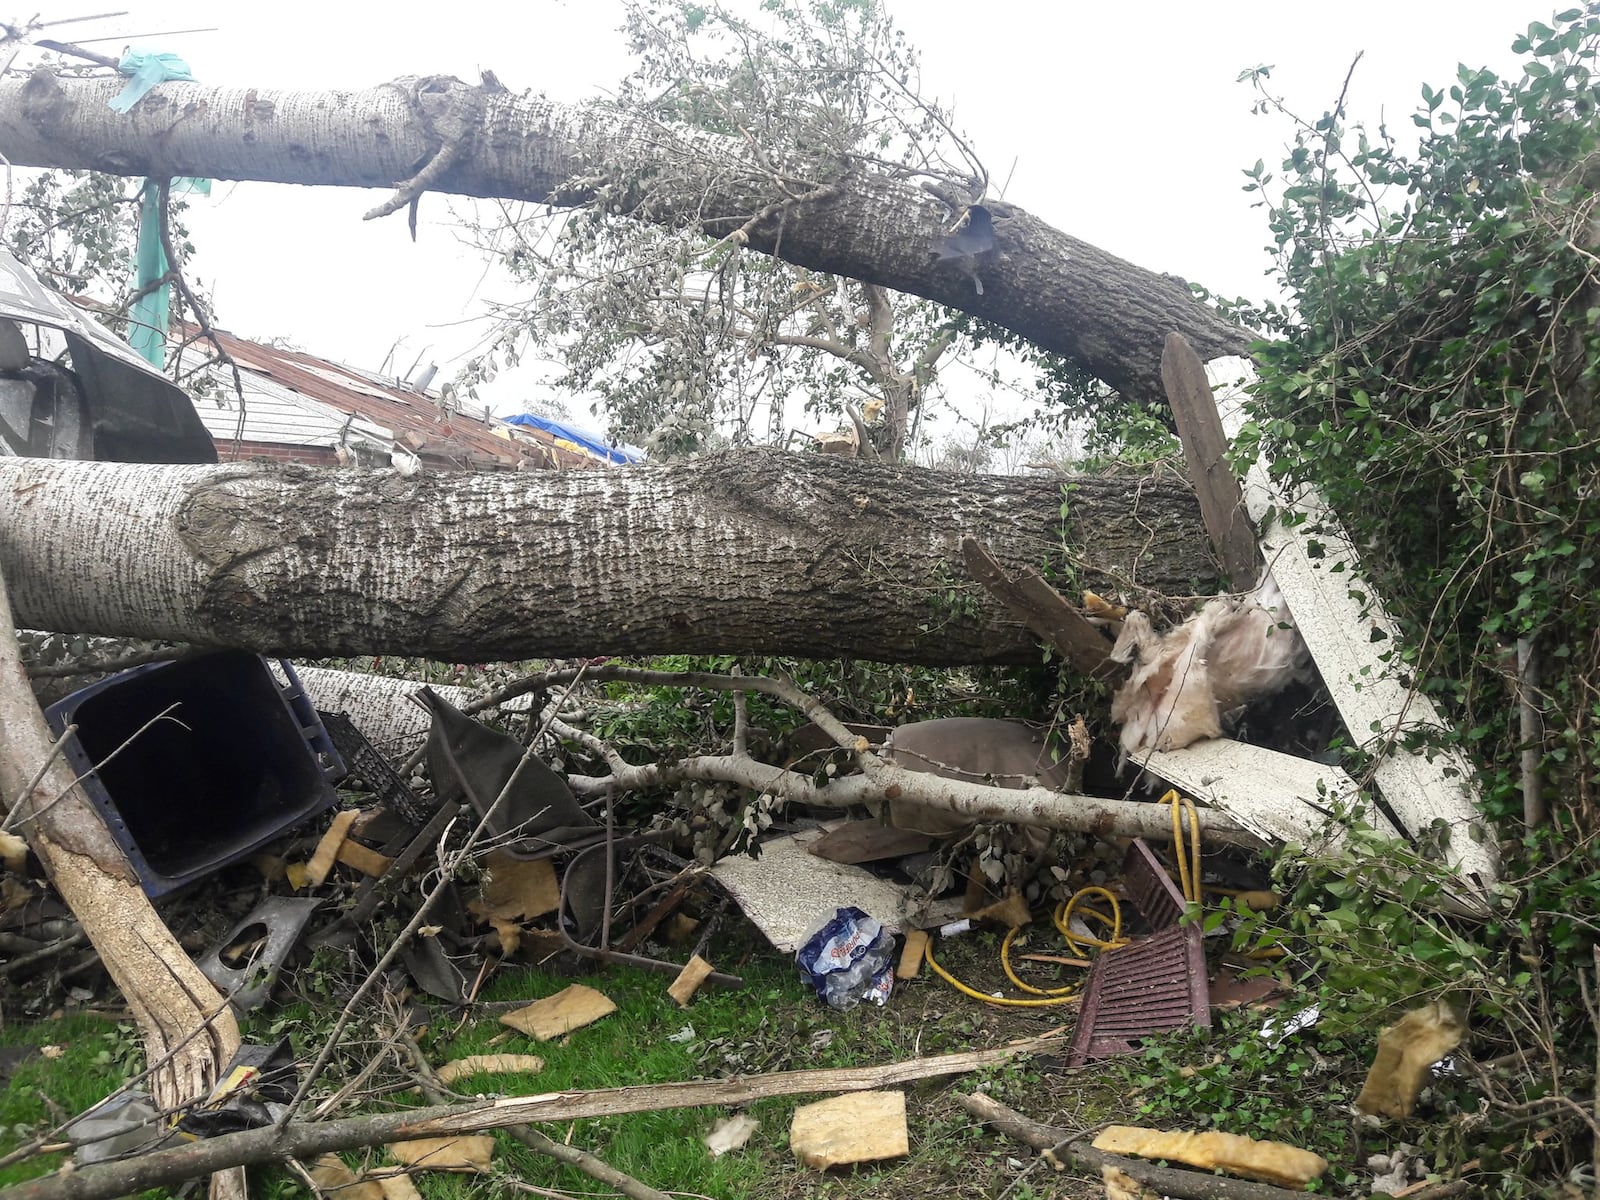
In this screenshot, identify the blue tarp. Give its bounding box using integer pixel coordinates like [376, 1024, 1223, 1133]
[502, 413, 644, 465]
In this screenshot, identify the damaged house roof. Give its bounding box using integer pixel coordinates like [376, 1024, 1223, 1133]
[175, 328, 608, 472]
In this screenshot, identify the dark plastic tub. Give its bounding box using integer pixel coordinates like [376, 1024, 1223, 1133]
[45, 651, 343, 897]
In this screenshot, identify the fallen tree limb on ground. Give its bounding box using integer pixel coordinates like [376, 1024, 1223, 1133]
[0, 1037, 1065, 1200]
[548, 666, 1260, 846]
[957, 1092, 1318, 1200]
[397, 1028, 672, 1200]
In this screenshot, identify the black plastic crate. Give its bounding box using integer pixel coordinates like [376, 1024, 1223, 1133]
[45, 651, 343, 897]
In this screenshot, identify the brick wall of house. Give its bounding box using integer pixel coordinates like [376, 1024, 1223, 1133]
[216, 441, 342, 467]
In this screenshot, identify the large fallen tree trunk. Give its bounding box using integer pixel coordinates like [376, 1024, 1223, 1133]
[0, 451, 1215, 665]
[0, 73, 1248, 405]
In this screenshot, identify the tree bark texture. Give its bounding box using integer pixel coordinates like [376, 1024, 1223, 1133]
[0, 451, 1215, 665]
[0, 73, 1249, 405]
[0, 567, 240, 1116]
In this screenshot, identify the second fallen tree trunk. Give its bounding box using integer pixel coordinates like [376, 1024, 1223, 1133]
[0, 451, 1215, 666]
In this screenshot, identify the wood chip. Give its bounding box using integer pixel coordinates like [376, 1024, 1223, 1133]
[435, 1054, 545, 1085]
[309, 1154, 384, 1200]
[500, 984, 617, 1041]
[898, 929, 929, 979]
[667, 955, 714, 1007]
[306, 809, 359, 886]
[336, 839, 395, 878]
[1, 830, 30, 873]
[472, 851, 560, 922]
[790, 1090, 909, 1169]
[377, 1175, 424, 1200]
[387, 1135, 495, 1173]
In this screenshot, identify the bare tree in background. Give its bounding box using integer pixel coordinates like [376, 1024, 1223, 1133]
[462, 0, 997, 459]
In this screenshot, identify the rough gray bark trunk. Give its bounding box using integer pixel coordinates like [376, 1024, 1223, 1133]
[0, 73, 1248, 405]
[0, 565, 241, 1130]
[0, 451, 1214, 665]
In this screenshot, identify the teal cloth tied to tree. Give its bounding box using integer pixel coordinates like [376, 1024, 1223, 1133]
[111, 50, 209, 366]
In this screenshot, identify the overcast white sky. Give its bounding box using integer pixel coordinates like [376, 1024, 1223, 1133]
[26, 1, 1544, 429]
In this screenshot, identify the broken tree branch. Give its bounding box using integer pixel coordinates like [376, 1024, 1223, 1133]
[960, 536, 1119, 678]
[397, 1028, 673, 1200]
[565, 750, 1259, 847]
[0, 1038, 1066, 1200]
[1161, 332, 1258, 588]
[957, 1092, 1316, 1200]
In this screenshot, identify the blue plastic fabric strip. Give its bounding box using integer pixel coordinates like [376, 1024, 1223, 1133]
[127, 181, 167, 367]
[109, 50, 194, 113]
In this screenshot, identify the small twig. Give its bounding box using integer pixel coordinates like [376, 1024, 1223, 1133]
[396, 1028, 674, 1200]
[25, 644, 198, 680]
[1, 722, 76, 830]
[729, 664, 748, 758]
[4, 703, 185, 835]
[0, 928, 87, 978]
[154, 181, 249, 435]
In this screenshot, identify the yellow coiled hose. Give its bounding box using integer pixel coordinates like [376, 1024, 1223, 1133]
[923, 791, 1200, 1007]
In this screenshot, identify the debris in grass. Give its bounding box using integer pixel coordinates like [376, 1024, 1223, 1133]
[790, 1090, 909, 1169]
[667, 954, 715, 1006]
[309, 1153, 384, 1199]
[434, 1054, 546, 1085]
[376, 1173, 425, 1200]
[1090, 1125, 1329, 1189]
[898, 928, 929, 979]
[387, 1134, 496, 1173]
[796, 906, 895, 1011]
[1354, 1001, 1465, 1119]
[705, 1111, 760, 1157]
[500, 983, 618, 1040]
[1101, 1163, 1159, 1200]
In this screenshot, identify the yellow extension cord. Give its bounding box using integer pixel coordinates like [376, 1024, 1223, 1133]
[924, 791, 1202, 1008]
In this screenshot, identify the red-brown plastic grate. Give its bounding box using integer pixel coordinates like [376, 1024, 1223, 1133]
[1121, 837, 1189, 930]
[1066, 837, 1212, 1066]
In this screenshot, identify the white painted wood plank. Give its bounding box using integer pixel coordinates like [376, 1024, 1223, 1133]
[1204, 358, 1498, 895]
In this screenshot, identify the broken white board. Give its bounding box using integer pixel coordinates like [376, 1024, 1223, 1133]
[1205, 357, 1498, 900]
[1139, 737, 1371, 851]
[710, 825, 962, 953]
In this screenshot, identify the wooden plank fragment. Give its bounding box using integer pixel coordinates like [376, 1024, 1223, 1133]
[791, 1091, 909, 1169]
[1162, 333, 1259, 588]
[667, 955, 715, 1007]
[500, 984, 617, 1041]
[960, 536, 1118, 678]
[897, 929, 929, 979]
[335, 840, 394, 878]
[20, 1037, 1074, 1200]
[306, 809, 359, 887]
[1202, 357, 1497, 901]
